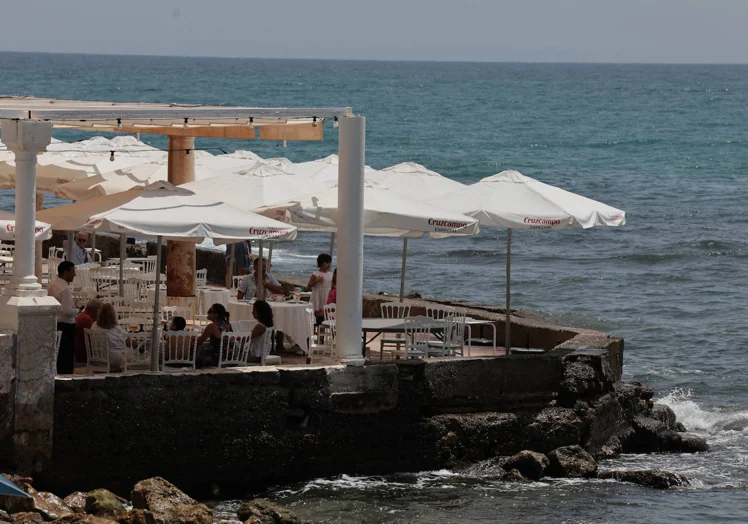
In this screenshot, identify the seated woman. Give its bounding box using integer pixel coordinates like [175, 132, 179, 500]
[247, 299, 274, 363]
[90, 302, 127, 372]
[196, 303, 233, 367]
[326, 268, 337, 305]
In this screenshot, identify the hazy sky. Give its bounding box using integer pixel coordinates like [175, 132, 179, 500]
[1, 0, 746, 63]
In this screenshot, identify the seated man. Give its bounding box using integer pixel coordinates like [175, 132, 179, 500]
[69, 232, 92, 265]
[237, 257, 283, 300]
[74, 299, 102, 366]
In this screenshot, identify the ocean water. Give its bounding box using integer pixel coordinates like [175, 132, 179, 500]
[2, 52, 748, 522]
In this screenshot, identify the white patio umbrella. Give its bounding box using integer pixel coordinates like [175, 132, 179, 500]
[367, 162, 468, 299]
[39, 181, 298, 369]
[428, 170, 626, 352]
[259, 181, 480, 299]
[0, 210, 52, 241]
[55, 160, 225, 200]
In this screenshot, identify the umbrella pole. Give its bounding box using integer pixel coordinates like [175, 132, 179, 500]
[257, 240, 264, 299]
[268, 241, 273, 266]
[505, 228, 512, 354]
[150, 235, 163, 371]
[66, 231, 73, 262]
[119, 234, 125, 297]
[91, 233, 96, 263]
[399, 237, 408, 302]
[329, 233, 335, 257]
[225, 243, 236, 288]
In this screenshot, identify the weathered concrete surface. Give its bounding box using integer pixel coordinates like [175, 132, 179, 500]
[43, 348, 654, 497]
[0, 333, 15, 469]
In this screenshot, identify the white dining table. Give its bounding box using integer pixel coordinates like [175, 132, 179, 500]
[198, 287, 233, 314]
[226, 299, 310, 353]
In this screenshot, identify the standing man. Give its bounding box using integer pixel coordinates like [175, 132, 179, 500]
[70, 232, 92, 265]
[48, 261, 78, 374]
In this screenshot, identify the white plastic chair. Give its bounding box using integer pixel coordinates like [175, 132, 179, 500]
[321, 303, 337, 348]
[141, 255, 157, 274]
[218, 331, 253, 368]
[195, 268, 208, 288]
[123, 332, 155, 372]
[84, 329, 111, 373]
[307, 308, 333, 359]
[162, 332, 199, 371]
[428, 310, 466, 357]
[379, 302, 411, 359]
[392, 318, 429, 359]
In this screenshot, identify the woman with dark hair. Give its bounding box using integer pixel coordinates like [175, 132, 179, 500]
[248, 299, 274, 362]
[307, 253, 333, 323]
[196, 303, 233, 367]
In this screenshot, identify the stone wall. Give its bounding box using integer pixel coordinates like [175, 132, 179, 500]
[0, 333, 15, 469]
[48, 354, 567, 496]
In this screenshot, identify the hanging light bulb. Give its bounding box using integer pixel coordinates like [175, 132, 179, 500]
[312, 116, 318, 127]
[183, 118, 189, 128]
[116, 118, 122, 130]
[249, 117, 254, 128]
[109, 151, 115, 162]
[333, 116, 339, 128]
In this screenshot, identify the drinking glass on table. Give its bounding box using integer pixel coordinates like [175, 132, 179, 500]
[293, 288, 301, 302]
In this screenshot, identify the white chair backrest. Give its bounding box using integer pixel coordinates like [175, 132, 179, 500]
[218, 331, 252, 368]
[404, 318, 431, 355]
[142, 255, 157, 274]
[162, 332, 198, 369]
[231, 275, 243, 291]
[84, 329, 110, 372]
[426, 304, 456, 321]
[255, 328, 274, 362]
[123, 332, 155, 371]
[195, 269, 208, 287]
[381, 302, 411, 319]
[121, 279, 143, 300]
[323, 303, 336, 337]
[48, 246, 61, 259]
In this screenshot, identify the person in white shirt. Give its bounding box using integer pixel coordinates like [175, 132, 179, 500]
[237, 257, 283, 300]
[307, 253, 333, 324]
[48, 260, 78, 374]
[89, 303, 127, 372]
[70, 232, 92, 265]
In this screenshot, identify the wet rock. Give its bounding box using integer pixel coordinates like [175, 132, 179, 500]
[559, 359, 603, 404]
[615, 382, 654, 420]
[4, 492, 74, 522]
[62, 493, 87, 514]
[502, 451, 549, 481]
[0, 475, 35, 514]
[524, 408, 584, 453]
[675, 422, 687, 432]
[131, 477, 212, 524]
[547, 445, 598, 478]
[596, 435, 622, 460]
[53, 515, 119, 523]
[442, 432, 459, 447]
[623, 416, 682, 453]
[501, 469, 530, 483]
[117, 509, 155, 524]
[598, 469, 691, 489]
[405, 292, 422, 299]
[0, 509, 9, 522]
[651, 404, 677, 430]
[237, 499, 301, 524]
[9, 513, 42, 524]
[85, 490, 127, 519]
[680, 434, 709, 453]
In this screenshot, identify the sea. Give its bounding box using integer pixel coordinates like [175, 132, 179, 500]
[1, 52, 747, 523]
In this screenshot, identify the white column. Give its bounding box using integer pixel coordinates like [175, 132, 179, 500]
[336, 116, 366, 362]
[1, 120, 52, 297]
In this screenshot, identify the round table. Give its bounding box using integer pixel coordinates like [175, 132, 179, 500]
[226, 300, 310, 353]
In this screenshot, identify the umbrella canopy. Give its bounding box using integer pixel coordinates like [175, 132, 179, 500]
[0, 475, 30, 498]
[0, 210, 52, 241]
[38, 181, 297, 243]
[369, 162, 467, 200]
[428, 170, 626, 352]
[182, 160, 333, 212]
[428, 170, 626, 230]
[289, 154, 378, 187]
[0, 136, 170, 193]
[260, 181, 479, 238]
[55, 160, 225, 201]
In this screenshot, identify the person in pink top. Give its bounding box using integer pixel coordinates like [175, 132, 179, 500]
[326, 268, 337, 305]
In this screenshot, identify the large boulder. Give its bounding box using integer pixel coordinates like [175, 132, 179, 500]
[236, 499, 301, 524]
[680, 434, 709, 453]
[598, 469, 691, 489]
[8, 513, 42, 524]
[0, 509, 9, 523]
[2, 491, 74, 521]
[502, 451, 549, 481]
[53, 515, 119, 523]
[595, 436, 622, 460]
[624, 416, 682, 453]
[63, 493, 87, 514]
[614, 382, 654, 420]
[547, 445, 598, 478]
[524, 408, 584, 453]
[651, 404, 677, 430]
[85, 490, 127, 519]
[501, 469, 530, 483]
[559, 354, 614, 405]
[130, 477, 212, 524]
[118, 509, 156, 524]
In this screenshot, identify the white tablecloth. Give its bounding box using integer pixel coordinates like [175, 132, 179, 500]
[226, 300, 310, 353]
[199, 288, 233, 314]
